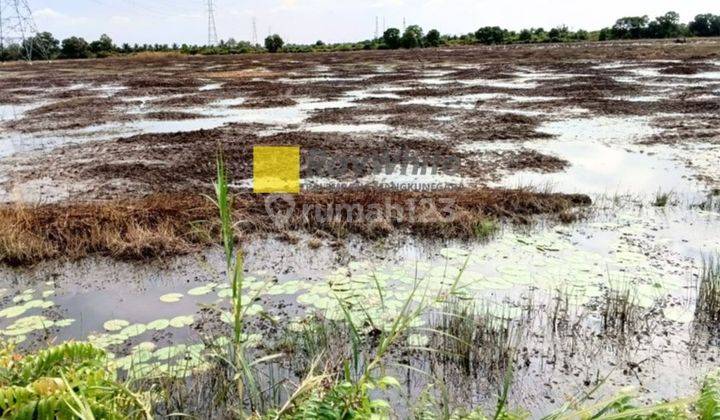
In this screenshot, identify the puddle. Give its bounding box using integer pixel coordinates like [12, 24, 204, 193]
[199, 83, 223, 91]
[0, 102, 46, 121]
[489, 116, 705, 196]
[307, 123, 391, 133]
[498, 139, 700, 196]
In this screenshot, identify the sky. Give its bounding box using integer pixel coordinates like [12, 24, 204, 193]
[26, 0, 720, 45]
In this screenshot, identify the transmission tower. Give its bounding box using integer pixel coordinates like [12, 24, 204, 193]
[374, 16, 378, 39]
[206, 0, 218, 46]
[252, 17, 258, 46]
[0, 0, 44, 60]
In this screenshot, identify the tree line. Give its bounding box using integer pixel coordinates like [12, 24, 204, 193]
[1, 11, 718, 61]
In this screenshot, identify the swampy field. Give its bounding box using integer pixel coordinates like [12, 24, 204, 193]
[0, 39, 720, 418]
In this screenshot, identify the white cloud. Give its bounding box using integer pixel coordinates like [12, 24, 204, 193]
[33, 8, 65, 20]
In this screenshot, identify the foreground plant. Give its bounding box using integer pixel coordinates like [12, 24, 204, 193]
[696, 254, 720, 325]
[0, 342, 151, 419]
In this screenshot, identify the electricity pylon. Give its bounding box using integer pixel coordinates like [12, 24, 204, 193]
[0, 0, 44, 60]
[206, 0, 218, 46]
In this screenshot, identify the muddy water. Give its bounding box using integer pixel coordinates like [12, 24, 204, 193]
[1, 200, 719, 414]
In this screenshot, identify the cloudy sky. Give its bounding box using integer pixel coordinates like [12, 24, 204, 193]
[29, 0, 719, 45]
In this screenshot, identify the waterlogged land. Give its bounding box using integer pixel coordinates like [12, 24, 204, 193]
[0, 39, 720, 416]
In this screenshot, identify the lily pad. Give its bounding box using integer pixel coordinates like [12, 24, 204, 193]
[187, 286, 214, 296]
[169, 315, 194, 328]
[120, 324, 147, 338]
[146, 319, 170, 331]
[160, 293, 184, 303]
[103, 319, 130, 332]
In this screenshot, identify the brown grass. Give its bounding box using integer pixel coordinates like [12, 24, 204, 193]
[0, 194, 214, 266]
[0, 188, 590, 266]
[124, 51, 186, 61]
[208, 69, 277, 79]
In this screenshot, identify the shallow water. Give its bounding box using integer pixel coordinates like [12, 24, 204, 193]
[498, 139, 699, 196]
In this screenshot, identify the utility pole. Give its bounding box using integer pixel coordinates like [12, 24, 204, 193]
[0, 0, 44, 60]
[402, 17, 406, 31]
[374, 16, 379, 39]
[206, 0, 218, 46]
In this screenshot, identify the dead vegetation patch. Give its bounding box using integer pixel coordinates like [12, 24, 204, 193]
[498, 149, 569, 173]
[6, 96, 129, 132]
[0, 188, 590, 266]
[235, 97, 297, 108]
[142, 111, 205, 120]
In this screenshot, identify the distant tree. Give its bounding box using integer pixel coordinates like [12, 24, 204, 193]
[423, 29, 441, 47]
[548, 26, 569, 42]
[315, 40, 325, 46]
[264, 34, 284, 52]
[89, 34, 115, 57]
[598, 27, 612, 41]
[475, 26, 506, 44]
[688, 14, 716, 36]
[60, 36, 91, 59]
[382, 27, 401, 49]
[574, 29, 589, 41]
[401, 25, 424, 48]
[24, 31, 60, 59]
[647, 11, 682, 38]
[611, 16, 649, 39]
[0, 43, 23, 61]
[518, 29, 533, 43]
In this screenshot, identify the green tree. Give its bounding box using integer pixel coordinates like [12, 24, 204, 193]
[60, 36, 91, 59]
[598, 27, 612, 41]
[688, 14, 717, 36]
[518, 29, 533, 43]
[24, 31, 60, 59]
[401, 25, 424, 48]
[264, 34, 284, 52]
[574, 29, 589, 41]
[611, 16, 649, 39]
[647, 11, 682, 38]
[0, 43, 23, 61]
[424, 29, 441, 47]
[547, 26, 569, 42]
[382, 27, 401, 49]
[475, 26, 506, 44]
[89, 33, 115, 56]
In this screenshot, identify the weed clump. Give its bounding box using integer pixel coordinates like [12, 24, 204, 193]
[653, 190, 673, 207]
[601, 286, 641, 336]
[696, 254, 720, 326]
[429, 300, 515, 377]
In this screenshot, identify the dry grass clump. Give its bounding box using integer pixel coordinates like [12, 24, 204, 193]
[0, 194, 215, 266]
[0, 187, 590, 266]
[124, 51, 186, 61]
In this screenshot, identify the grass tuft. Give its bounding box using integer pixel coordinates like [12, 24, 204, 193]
[653, 190, 673, 207]
[696, 254, 720, 326]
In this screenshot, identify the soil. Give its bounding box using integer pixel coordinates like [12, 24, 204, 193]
[0, 38, 719, 263]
